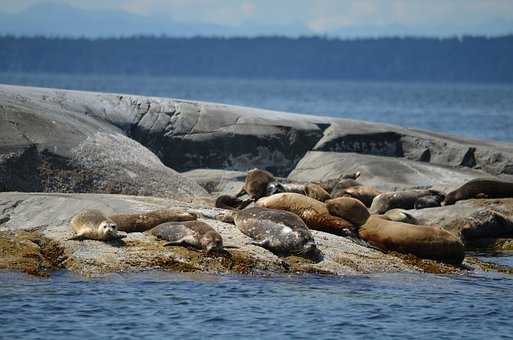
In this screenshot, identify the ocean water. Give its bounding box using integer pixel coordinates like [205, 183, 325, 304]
[1, 73, 513, 339]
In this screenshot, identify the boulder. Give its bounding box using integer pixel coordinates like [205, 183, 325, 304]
[314, 120, 513, 177]
[289, 151, 493, 192]
[0, 85, 207, 200]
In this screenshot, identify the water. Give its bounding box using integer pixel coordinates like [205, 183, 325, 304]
[1, 73, 513, 142]
[1, 270, 513, 339]
[1, 73, 513, 338]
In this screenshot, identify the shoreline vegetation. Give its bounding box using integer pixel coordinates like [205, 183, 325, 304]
[1, 35, 512, 83]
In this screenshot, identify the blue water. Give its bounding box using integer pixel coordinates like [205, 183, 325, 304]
[1, 270, 513, 339]
[2, 73, 513, 339]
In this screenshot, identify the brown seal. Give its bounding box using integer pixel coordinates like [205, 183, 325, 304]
[255, 193, 353, 236]
[325, 197, 370, 227]
[150, 220, 223, 253]
[334, 186, 382, 207]
[370, 189, 443, 214]
[233, 207, 320, 258]
[70, 209, 121, 241]
[215, 195, 252, 210]
[444, 178, 513, 205]
[358, 216, 464, 265]
[110, 209, 197, 232]
[304, 183, 331, 202]
[236, 168, 275, 200]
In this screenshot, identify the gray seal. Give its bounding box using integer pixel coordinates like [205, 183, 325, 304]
[150, 220, 223, 253]
[233, 207, 320, 259]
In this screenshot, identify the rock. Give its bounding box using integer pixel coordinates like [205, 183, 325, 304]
[181, 169, 247, 195]
[407, 199, 513, 249]
[289, 151, 493, 192]
[0, 192, 428, 276]
[0, 86, 207, 200]
[314, 120, 513, 177]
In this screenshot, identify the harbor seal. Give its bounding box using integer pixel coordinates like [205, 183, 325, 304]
[382, 209, 417, 224]
[325, 197, 370, 227]
[370, 190, 443, 214]
[233, 207, 320, 258]
[69, 209, 121, 241]
[236, 168, 275, 199]
[215, 195, 252, 210]
[444, 178, 513, 205]
[358, 216, 465, 265]
[266, 182, 307, 196]
[334, 185, 382, 207]
[304, 183, 331, 202]
[150, 220, 223, 253]
[256, 193, 353, 236]
[110, 209, 197, 233]
[318, 171, 361, 192]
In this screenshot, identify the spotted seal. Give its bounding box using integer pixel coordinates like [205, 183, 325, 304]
[69, 209, 121, 241]
[150, 220, 223, 253]
[233, 207, 320, 258]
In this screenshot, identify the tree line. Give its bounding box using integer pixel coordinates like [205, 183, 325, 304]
[1, 35, 512, 82]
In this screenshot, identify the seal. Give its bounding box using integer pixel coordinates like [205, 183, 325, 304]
[358, 216, 465, 265]
[381, 209, 417, 224]
[255, 193, 353, 236]
[69, 209, 121, 241]
[414, 195, 444, 209]
[150, 220, 223, 253]
[444, 178, 513, 205]
[215, 195, 252, 210]
[236, 168, 275, 200]
[317, 171, 361, 192]
[266, 182, 307, 196]
[233, 207, 320, 258]
[325, 197, 370, 227]
[370, 189, 443, 214]
[304, 183, 331, 202]
[110, 209, 197, 233]
[334, 185, 382, 207]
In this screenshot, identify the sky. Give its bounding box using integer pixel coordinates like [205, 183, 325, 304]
[1, 0, 513, 37]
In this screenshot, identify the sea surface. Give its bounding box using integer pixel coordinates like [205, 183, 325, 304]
[1, 73, 513, 339]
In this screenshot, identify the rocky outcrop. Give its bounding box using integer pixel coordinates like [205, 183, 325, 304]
[0, 192, 429, 276]
[288, 151, 492, 192]
[314, 121, 513, 177]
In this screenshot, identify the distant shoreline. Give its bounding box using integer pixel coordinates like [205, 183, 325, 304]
[1, 35, 512, 83]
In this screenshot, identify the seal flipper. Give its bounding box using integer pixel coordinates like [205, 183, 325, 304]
[164, 235, 198, 248]
[248, 239, 271, 249]
[68, 233, 87, 241]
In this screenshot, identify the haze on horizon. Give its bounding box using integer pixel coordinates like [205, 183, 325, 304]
[1, 0, 513, 38]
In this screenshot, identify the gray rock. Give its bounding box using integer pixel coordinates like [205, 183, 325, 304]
[314, 120, 513, 177]
[181, 169, 246, 195]
[288, 151, 492, 192]
[0, 85, 207, 199]
[0, 192, 420, 276]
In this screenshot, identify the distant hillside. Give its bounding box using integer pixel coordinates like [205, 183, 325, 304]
[1, 35, 512, 83]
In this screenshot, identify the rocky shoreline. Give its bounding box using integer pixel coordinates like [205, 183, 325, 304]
[2, 84, 513, 277]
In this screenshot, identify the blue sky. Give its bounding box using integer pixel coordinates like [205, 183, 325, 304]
[1, 0, 513, 37]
